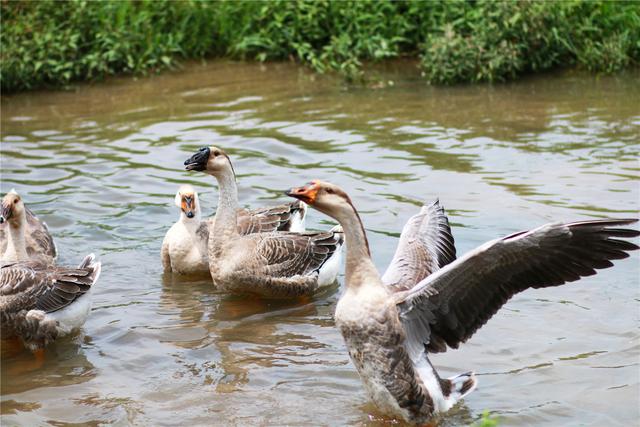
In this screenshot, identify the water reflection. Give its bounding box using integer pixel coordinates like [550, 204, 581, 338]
[159, 273, 332, 394]
[0, 61, 638, 425]
[1, 336, 95, 395]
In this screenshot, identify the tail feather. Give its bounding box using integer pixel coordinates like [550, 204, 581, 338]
[77, 253, 101, 286]
[446, 371, 477, 401]
[288, 201, 307, 232]
[316, 225, 344, 286]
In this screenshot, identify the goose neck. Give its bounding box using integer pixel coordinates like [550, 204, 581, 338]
[211, 168, 239, 241]
[3, 217, 28, 262]
[334, 205, 378, 288]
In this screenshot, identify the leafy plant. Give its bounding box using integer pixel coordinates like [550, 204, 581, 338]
[1, 0, 638, 92]
[473, 410, 500, 427]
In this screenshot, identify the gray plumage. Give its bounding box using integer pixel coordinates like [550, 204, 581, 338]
[184, 146, 343, 297]
[288, 179, 640, 424]
[197, 201, 308, 239]
[162, 184, 307, 274]
[210, 227, 344, 297]
[382, 200, 456, 291]
[396, 218, 640, 357]
[1, 204, 57, 264]
[0, 255, 100, 350]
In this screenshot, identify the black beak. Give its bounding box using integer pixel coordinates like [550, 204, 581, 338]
[0, 204, 10, 223]
[184, 147, 210, 171]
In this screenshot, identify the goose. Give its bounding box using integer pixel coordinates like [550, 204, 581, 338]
[161, 184, 307, 274]
[1, 255, 101, 351]
[286, 180, 639, 424]
[183, 147, 343, 297]
[0, 190, 57, 264]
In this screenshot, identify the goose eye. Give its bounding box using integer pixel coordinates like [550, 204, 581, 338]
[13, 199, 18, 204]
[212, 150, 221, 156]
[325, 188, 334, 194]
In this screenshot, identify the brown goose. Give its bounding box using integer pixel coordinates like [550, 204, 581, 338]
[183, 147, 343, 297]
[162, 184, 307, 274]
[286, 180, 639, 424]
[1, 254, 101, 351]
[0, 190, 57, 264]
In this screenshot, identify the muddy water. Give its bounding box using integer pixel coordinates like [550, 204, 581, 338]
[1, 61, 638, 426]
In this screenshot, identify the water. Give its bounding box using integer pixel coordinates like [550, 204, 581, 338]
[1, 61, 638, 426]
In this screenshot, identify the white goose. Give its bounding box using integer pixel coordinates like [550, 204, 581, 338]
[162, 184, 307, 274]
[286, 180, 639, 424]
[183, 147, 343, 297]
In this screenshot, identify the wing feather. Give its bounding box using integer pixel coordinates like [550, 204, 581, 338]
[382, 200, 456, 291]
[1, 255, 100, 314]
[255, 229, 343, 278]
[395, 218, 639, 359]
[238, 200, 306, 234]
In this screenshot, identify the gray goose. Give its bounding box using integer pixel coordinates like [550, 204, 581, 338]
[0, 190, 57, 264]
[1, 254, 101, 351]
[183, 147, 343, 297]
[162, 184, 307, 274]
[286, 179, 639, 424]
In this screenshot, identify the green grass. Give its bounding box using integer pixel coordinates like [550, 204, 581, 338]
[2, 0, 639, 92]
[473, 411, 500, 427]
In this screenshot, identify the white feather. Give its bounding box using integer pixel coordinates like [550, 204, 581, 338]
[49, 290, 93, 335]
[414, 358, 450, 412]
[317, 241, 343, 286]
[288, 202, 307, 232]
[164, 220, 208, 273]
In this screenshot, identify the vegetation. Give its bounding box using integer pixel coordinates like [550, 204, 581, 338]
[2, 0, 639, 92]
[474, 411, 500, 427]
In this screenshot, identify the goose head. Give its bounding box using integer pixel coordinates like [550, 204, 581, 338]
[285, 180, 354, 221]
[174, 184, 200, 219]
[0, 189, 26, 225]
[184, 146, 235, 178]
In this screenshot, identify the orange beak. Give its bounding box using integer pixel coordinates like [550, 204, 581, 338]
[181, 195, 195, 218]
[285, 182, 319, 205]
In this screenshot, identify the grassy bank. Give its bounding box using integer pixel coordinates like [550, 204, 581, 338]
[2, 0, 639, 92]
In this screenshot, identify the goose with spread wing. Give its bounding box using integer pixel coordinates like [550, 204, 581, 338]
[286, 180, 639, 424]
[162, 184, 307, 274]
[183, 147, 343, 297]
[1, 190, 57, 264]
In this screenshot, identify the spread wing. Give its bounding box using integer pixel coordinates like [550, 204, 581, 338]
[0, 254, 100, 314]
[254, 229, 343, 278]
[382, 200, 456, 291]
[394, 218, 639, 360]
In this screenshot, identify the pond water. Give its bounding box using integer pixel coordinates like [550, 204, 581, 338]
[1, 61, 638, 426]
